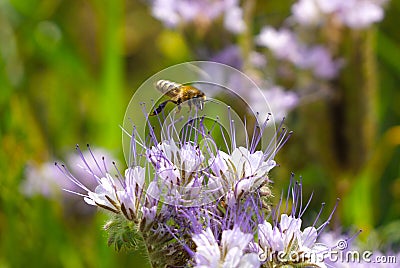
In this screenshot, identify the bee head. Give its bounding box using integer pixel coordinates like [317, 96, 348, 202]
[196, 91, 206, 99]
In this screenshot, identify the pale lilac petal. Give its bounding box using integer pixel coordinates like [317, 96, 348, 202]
[224, 5, 246, 34]
[250, 86, 298, 121]
[208, 150, 230, 175]
[221, 226, 253, 251]
[151, 0, 179, 27]
[238, 253, 260, 268]
[301, 226, 318, 248]
[193, 228, 220, 267]
[291, 0, 322, 26]
[339, 1, 384, 29]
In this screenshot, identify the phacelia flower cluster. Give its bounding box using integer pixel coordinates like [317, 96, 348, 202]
[58, 107, 342, 267]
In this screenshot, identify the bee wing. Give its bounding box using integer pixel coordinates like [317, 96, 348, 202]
[155, 80, 181, 98]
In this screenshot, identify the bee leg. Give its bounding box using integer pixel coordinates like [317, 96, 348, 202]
[149, 100, 176, 116]
[197, 99, 204, 110]
[194, 99, 203, 112]
[187, 99, 192, 112]
[175, 98, 182, 113]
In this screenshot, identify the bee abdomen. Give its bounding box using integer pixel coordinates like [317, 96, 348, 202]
[155, 80, 181, 94]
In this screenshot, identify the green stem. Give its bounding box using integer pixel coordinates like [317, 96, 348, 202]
[239, 0, 255, 73]
[341, 28, 379, 230]
[96, 0, 125, 149]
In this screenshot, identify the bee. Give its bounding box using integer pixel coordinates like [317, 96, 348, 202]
[149, 80, 206, 116]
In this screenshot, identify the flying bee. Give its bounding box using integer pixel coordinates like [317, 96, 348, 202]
[149, 80, 206, 116]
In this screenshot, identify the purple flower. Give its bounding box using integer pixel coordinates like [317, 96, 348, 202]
[256, 26, 341, 79]
[257, 214, 328, 267]
[224, 3, 246, 34]
[291, 0, 322, 26]
[150, 0, 245, 34]
[141, 181, 160, 224]
[66, 165, 146, 220]
[207, 145, 277, 207]
[21, 162, 69, 198]
[302, 45, 343, 79]
[249, 51, 267, 68]
[254, 180, 340, 267]
[249, 86, 299, 121]
[56, 147, 147, 221]
[148, 140, 205, 183]
[338, 0, 386, 29]
[291, 0, 387, 29]
[21, 147, 115, 217]
[256, 27, 302, 65]
[57, 99, 342, 267]
[21, 147, 113, 199]
[192, 228, 221, 267]
[117, 167, 146, 220]
[192, 226, 260, 267]
[67, 148, 113, 182]
[185, 175, 341, 268]
[146, 138, 220, 206]
[209, 45, 243, 69]
[151, 0, 180, 28]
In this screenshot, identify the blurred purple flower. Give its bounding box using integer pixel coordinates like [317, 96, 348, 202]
[21, 147, 115, 217]
[21, 162, 71, 198]
[291, 0, 321, 26]
[302, 45, 343, 79]
[224, 3, 246, 34]
[209, 45, 242, 69]
[151, 0, 180, 27]
[150, 0, 245, 34]
[21, 147, 114, 199]
[291, 0, 387, 29]
[249, 51, 267, 68]
[65, 147, 115, 192]
[256, 26, 341, 79]
[249, 86, 299, 121]
[255, 27, 302, 65]
[338, 0, 386, 29]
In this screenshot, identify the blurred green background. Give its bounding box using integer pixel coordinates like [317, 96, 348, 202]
[1, 0, 400, 267]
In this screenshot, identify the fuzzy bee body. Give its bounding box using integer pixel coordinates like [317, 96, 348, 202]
[150, 80, 206, 116]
